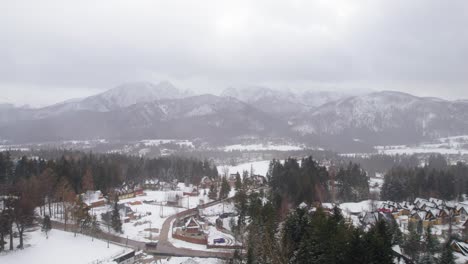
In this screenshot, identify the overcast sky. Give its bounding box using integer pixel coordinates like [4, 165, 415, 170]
[1, 0, 468, 106]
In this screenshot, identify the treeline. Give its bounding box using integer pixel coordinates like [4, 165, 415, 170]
[0, 151, 218, 194]
[344, 154, 420, 177]
[268, 157, 369, 212]
[381, 154, 468, 201]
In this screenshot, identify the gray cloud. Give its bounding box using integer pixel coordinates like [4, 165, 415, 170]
[1, 0, 468, 106]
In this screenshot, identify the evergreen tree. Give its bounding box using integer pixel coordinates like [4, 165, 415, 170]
[111, 196, 122, 233]
[235, 173, 243, 191]
[208, 184, 218, 200]
[439, 242, 455, 264]
[90, 215, 101, 241]
[219, 177, 231, 199]
[42, 215, 52, 239]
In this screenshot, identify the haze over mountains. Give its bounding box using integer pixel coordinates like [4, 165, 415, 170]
[1, 81, 468, 151]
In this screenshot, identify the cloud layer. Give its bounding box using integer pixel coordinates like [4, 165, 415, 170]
[1, 0, 468, 106]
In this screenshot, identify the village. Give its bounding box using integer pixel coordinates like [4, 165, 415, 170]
[318, 197, 468, 261]
[26, 169, 267, 263]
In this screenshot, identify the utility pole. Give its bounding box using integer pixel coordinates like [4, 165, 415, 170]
[149, 222, 152, 240]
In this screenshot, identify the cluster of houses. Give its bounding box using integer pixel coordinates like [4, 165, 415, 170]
[376, 197, 468, 228]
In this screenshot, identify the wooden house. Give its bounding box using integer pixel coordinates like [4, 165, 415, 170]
[199, 176, 213, 189]
[184, 217, 202, 234]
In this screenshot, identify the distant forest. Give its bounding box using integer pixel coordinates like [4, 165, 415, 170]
[382, 154, 468, 202]
[0, 150, 218, 195]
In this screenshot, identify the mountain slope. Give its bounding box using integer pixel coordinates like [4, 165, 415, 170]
[0, 95, 288, 143]
[221, 86, 352, 117]
[34, 81, 190, 118]
[292, 91, 468, 145]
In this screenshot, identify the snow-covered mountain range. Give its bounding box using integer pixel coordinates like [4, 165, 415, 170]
[1, 82, 468, 151]
[221, 86, 351, 116]
[34, 81, 191, 118]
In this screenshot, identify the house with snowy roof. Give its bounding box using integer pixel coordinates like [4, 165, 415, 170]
[184, 217, 203, 234]
[199, 176, 213, 189]
[144, 179, 160, 190]
[80, 190, 107, 208]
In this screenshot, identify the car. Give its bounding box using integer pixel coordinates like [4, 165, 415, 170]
[219, 213, 229, 219]
[145, 242, 158, 249]
[213, 238, 226, 244]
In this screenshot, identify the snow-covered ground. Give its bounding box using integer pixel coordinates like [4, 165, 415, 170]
[159, 257, 223, 264]
[118, 188, 212, 242]
[140, 139, 194, 148]
[0, 228, 126, 264]
[217, 160, 271, 177]
[376, 135, 468, 155]
[200, 202, 236, 216]
[223, 143, 303, 151]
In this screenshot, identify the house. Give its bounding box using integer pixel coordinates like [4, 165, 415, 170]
[361, 211, 395, 226]
[113, 250, 135, 264]
[457, 204, 468, 222]
[451, 240, 468, 256]
[361, 212, 379, 226]
[184, 217, 202, 234]
[429, 197, 445, 207]
[200, 176, 213, 189]
[252, 174, 267, 186]
[410, 210, 436, 227]
[80, 190, 106, 208]
[144, 179, 160, 190]
[228, 173, 239, 188]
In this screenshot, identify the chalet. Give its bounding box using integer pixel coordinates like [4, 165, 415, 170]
[414, 198, 436, 210]
[144, 179, 160, 190]
[228, 173, 239, 188]
[429, 197, 445, 207]
[252, 174, 267, 186]
[184, 217, 203, 234]
[115, 188, 136, 200]
[361, 211, 395, 226]
[361, 212, 379, 226]
[451, 240, 468, 256]
[457, 204, 468, 222]
[200, 176, 213, 189]
[80, 190, 107, 208]
[410, 210, 436, 227]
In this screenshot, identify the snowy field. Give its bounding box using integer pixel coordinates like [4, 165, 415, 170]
[0, 228, 126, 264]
[140, 139, 194, 148]
[376, 135, 468, 155]
[217, 160, 271, 177]
[223, 143, 303, 151]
